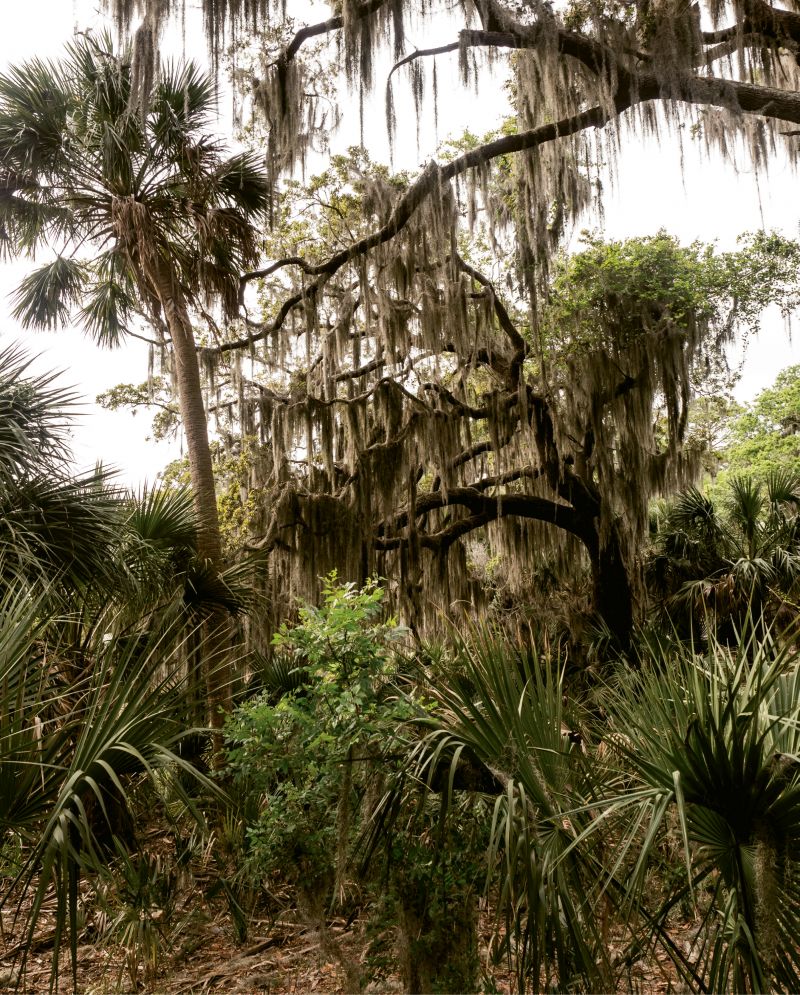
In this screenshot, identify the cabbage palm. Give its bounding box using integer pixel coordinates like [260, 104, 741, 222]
[416, 625, 800, 993]
[600, 627, 800, 992]
[412, 629, 617, 992]
[0, 35, 269, 719]
[650, 473, 800, 635]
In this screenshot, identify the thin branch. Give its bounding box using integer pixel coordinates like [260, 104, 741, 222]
[388, 42, 461, 82]
[284, 0, 391, 61]
[239, 256, 315, 298]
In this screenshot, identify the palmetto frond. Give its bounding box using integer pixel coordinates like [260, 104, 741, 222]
[653, 473, 800, 631]
[668, 486, 721, 537]
[0, 595, 220, 987]
[211, 150, 272, 217]
[766, 467, 800, 509]
[126, 484, 198, 553]
[727, 475, 766, 545]
[603, 625, 800, 992]
[0, 469, 123, 595]
[11, 257, 88, 331]
[412, 626, 613, 991]
[0, 346, 124, 596]
[415, 624, 800, 992]
[78, 256, 136, 347]
[149, 60, 215, 151]
[0, 58, 71, 175]
[0, 344, 79, 482]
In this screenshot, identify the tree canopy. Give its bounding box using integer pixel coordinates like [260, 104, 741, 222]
[79, 0, 800, 644]
[722, 364, 800, 484]
[6, 5, 800, 993]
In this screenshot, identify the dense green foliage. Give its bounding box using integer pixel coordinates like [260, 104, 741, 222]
[649, 470, 800, 638]
[722, 365, 800, 485]
[0, 350, 219, 989]
[5, 2, 800, 990]
[3, 346, 800, 993]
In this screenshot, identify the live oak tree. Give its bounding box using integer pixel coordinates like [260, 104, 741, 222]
[101, 0, 800, 644]
[118, 147, 800, 646]
[0, 36, 269, 721]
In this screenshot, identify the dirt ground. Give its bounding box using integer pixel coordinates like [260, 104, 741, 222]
[0, 895, 693, 995]
[0, 829, 692, 995]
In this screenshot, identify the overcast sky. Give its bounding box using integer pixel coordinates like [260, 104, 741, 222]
[1, 2, 799, 485]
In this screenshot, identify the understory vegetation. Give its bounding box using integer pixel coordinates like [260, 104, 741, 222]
[3, 343, 800, 992]
[4, 0, 800, 990]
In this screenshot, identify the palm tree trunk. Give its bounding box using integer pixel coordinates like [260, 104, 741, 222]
[148, 264, 233, 735]
[161, 294, 222, 565]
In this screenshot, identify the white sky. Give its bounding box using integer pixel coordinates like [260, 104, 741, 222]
[1, 1, 799, 485]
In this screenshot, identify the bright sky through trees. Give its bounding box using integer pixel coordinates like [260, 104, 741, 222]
[0, 1, 798, 484]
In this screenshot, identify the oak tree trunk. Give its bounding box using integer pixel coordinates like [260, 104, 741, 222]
[590, 522, 634, 652]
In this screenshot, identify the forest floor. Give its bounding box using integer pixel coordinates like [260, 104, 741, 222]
[0, 897, 694, 994]
[0, 828, 693, 994]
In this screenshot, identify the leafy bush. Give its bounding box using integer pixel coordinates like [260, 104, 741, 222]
[224, 576, 491, 991]
[224, 574, 414, 895]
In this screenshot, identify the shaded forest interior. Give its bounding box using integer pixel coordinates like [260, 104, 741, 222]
[3, 0, 800, 991]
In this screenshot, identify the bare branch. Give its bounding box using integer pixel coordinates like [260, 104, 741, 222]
[283, 0, 391, 62]
[388, 41, 460, 82]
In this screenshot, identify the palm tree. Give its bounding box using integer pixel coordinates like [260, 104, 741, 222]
[413, 625, 800, 992]
[0, 347, 218, 987]
[0, 35, 269, 721]
[649, 472, 800, 637]
[600, 626, 800, 992]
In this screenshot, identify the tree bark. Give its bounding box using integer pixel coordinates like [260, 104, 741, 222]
[148, 262, 233, 735]
[589, 521, 635, 652]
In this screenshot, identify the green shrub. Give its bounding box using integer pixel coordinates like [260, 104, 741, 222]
[224, 574, 415, 896]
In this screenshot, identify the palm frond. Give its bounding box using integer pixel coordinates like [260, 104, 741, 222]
[766, 467, 800, 509]
[213, 151, 271, 218]
[183, 557, 248, 618]
[412, 625, 612, 991]
[668, 486, 720, 536]
[727, 475, 766, 543]
[0, 343, 77, 482]
[11, 256, 87, 330]
[126, 485, 198, 553]
[0, 469, 123, 594]
[78, 269, 135, 347]
[0, 58, 71, 174]
[0, 604, 223, 987]
[602, 622, 800, 992]
[149, 61, 215, 152]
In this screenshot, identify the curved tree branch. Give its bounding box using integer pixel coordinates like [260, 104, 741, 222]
[376, 486, 594, 551]
[283, 0, 391, 61]
[207, 1, 800, 361]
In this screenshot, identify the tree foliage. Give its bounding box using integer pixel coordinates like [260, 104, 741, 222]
[722, 364, 800, 485]
[90, 0, 800, 644]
